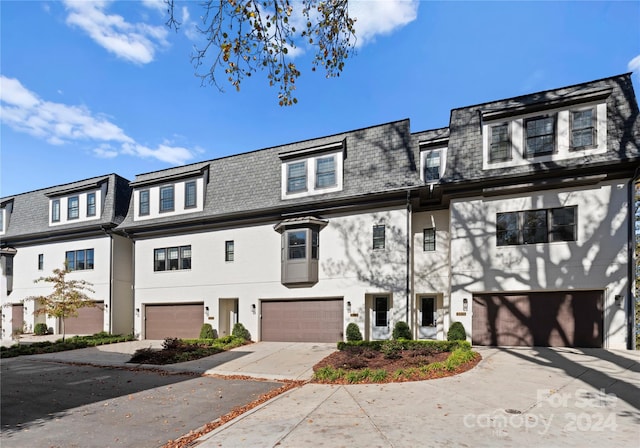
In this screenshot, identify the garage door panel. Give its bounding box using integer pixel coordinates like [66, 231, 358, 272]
[472, 292, 602, 348]
[145, 304, 203, 340]
[261, 299, 343, 343]
[64, 303, 104, 335]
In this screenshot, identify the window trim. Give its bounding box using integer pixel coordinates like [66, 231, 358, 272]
[524, 114, 556, 158]
[87, 192, 96, 217]
[570, 107, 597, 150]
[489, 123, 512, 162]
[67, 196, 79, 220]
[184, 181, 197, 209]
[373, 225, 386, 250]
[423, 228, 436, 252]
[159, 185, 175, 213]
[139, 189, 150, 216]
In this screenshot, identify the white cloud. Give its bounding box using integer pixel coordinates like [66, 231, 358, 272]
[349, 0, 419, 47]
[628, 54, 640, 74]
[63, 0, 168, 64]
[141, 0, 166, 14]
[0, 76, 198, 166]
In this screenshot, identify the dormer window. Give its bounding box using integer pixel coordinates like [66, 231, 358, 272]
[280, 142, 344, 199]
[489, 123, 511, 162]
[420, 146, 447, 183]
[159, 186, 174, 212]
[52, 199, 61, 222]
[571, 108, 596, 149]
[287, 161, 307, 193]
[185, 181, 197, 208]
[87, 193, 96, 217]
[67, 196, 79, 220]
[525, 115, 555, 157]
[139, 190, 150, 216]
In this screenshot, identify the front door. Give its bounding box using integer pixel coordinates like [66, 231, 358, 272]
[219, 299, 239, 337]
[371, 296, 390, 340]
[418, 296, 437, 339]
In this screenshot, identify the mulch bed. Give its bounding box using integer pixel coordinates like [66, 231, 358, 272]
[312, 346, 481, 383]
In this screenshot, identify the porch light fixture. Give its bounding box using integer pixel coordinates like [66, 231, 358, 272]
[346, 301, 351, 312]
[463, 298, 468, 312]
[135, 308, 140, 316]
[251, 304, 256, 314]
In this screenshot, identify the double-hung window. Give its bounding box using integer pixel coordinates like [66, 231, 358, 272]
[225, 241, 235, 262]
[287, 161, 307, 193]
[522, 210, 548, 244]
[87, 193, 96, 217]
[159, 186, 174, 212]
[571, 108, 596, 149]
[315, 156, 336, 189]
[139, 190, 150, 216]
[423, 150, 441, 181]
[423, 228, 436, 251]
[550, 207, 576, 242]
[38, 254, 44, 270]
[185, 181, 197, 208]
[525, 115, 555, 156]
[154, 245, 191, 271]
[68, 196, 79, 220]
[287, 230, 307, 259]
[52, 199, 61, 222]
[489, 123, 511, 162]
[373, 225, 386, 250]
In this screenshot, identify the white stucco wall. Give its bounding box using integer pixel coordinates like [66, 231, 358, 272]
[412, 209, 451, 340]
[1, 236, 113, 340]
[133, 206, 411, 340]
[449, 179, 630, 349]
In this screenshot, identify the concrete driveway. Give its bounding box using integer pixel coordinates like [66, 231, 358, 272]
[195, 346, 640, 448]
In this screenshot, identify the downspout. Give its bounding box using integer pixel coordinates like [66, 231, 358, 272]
[628, 167, 639, 349]
[406, 190, 411, 325]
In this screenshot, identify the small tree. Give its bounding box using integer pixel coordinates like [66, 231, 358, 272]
[28, 267, 98, 341]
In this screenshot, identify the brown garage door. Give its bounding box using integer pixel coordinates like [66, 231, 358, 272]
[64, 302, 104, 335]
[145, 304, 203, 339]
[472, 291, 603, 347]
[261, 299, 343, 343]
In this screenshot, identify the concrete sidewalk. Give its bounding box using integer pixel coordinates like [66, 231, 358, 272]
[194, 347, 640, 448]
[12, 340, 336, 381]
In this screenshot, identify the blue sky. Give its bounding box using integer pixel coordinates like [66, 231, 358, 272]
[1, 0, 639, 197]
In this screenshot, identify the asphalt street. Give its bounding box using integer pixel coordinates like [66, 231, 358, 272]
[1, 357, 283, 448]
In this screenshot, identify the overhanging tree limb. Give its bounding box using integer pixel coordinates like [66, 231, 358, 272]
[166, 0, 356, 106]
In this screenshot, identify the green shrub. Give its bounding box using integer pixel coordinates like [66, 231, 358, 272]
[199, 323, 217, 339]
[345, 323, 363, 341]
[392, 321, 412, 340]
[447, 321, 467, 341]
[34, 323, 49, 335]
[381, 339, 403, 359]
[232, 323, 251, 341]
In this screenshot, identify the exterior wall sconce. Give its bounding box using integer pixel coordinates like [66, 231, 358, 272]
[462, 298, 468, 312]
[251, 304, 256, 314]
[205, 306, 209, 314]
[135, 308, 140, 316]
[346, 301, 351, 312]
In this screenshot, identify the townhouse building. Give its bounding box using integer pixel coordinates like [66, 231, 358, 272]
[2, 73, 638, 349]
[0, 174, 133, 340]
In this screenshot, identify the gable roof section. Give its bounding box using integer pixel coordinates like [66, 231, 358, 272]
[0, 174, 132, 244]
